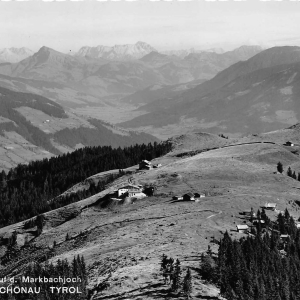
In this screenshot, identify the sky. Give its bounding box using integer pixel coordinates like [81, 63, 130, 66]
[0, 0, 300, 53]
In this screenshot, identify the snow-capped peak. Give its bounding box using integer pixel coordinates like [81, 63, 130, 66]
[0, 47, 34, 63]
[75, 41, 157, 60]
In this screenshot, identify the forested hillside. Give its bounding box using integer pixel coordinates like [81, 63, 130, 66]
[200, 209, 300, 300]
[0, 86, 66, 155]
[0, 141, 172, 228]
[0, 85, 160, 170]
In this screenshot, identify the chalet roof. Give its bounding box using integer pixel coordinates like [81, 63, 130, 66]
[280, 234, 290, 238]
[118, 184, 141, 190]
[237, 225, 249, 230]
[265, 203, 277, 207]
[183, 192, 194, 197]
[252, 219, 265, 224]
[141, 160, 151, 164]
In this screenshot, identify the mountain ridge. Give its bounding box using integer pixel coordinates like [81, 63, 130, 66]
[0, 44, 264, 106]
[118, 46, 300, 138]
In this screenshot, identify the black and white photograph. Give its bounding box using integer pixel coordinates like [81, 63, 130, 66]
[1, 0, 300, 299]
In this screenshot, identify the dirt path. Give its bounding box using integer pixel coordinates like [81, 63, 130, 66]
[207, 211, 222, 219]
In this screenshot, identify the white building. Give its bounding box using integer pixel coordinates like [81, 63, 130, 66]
[118, 184, 145, 198]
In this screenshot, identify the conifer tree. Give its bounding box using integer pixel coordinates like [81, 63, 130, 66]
[171, 259, 182, 292]
[168, 257, 174, 284]
[293, 171, 297, 180]
[160, 253, 168, 284]
[287, 167, 293, 177]
[277, 162, 283, 173]
[182, 268, 192, 299]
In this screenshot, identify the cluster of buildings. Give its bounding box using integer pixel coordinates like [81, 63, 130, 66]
[236, 203, 300, 247]
[139, 160, 162, 170]
[109, 184, 147, 200]
[172, 192, 205, 201]
[106, 159, 161, 201]
[237, 204, 278, 233]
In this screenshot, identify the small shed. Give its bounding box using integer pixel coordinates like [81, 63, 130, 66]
[264, 203, 277, 211]
[172, 196, 183, 200]
[139, 160, 152, 170]
[285, 141, 294, 146]
[153, 164, 162, 168]
[194, 192, 205, 198]
[236, 225, 249, 233]
[183, 192, 195, 201]
[252, 219, 266, 226]
[280, 234, 290, 240]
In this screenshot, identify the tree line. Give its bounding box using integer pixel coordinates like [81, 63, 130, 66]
[277, 162, 300, 181]
[160, 254, 192, 299]
[0, 141, 172, 228]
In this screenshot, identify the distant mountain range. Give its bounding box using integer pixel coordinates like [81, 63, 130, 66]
[162, 47, 225, 58]
[0, 86, 158, 171]
[0, 44, 263, 108]
[118, 46, 300, 138]
[73, 41, 157, 60]
[72, 42, 225, 60]
[0, 47, 34, 63]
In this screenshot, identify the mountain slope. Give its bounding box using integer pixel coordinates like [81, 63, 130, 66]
[1, 128, 300, 299]
[0, 46, 107, 83]
[0, 73, 109, 108]
[119, 46, 263, 107]
[140, 46, 300, 112]
[120, 79, 206, 106]
[118, 46, 300, 138]
[0, 86, 159, 171]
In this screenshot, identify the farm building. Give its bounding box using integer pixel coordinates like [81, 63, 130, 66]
[172, 196, 183, 200]
[153, 164, 162, 168]
[194, 192, 205, 198]
[252, 219, 265, 226]
[264, 203, 277, 211]
[139, 160, 152, 170]
[236, 225, 249, 233]
[143, 186, 155, 196]
[245, 207, 255, 216]
[118, 184, 145, 198]
[285, 141, 294, 146]
[183, 192, 195, 201]
[280, 234, 290, 241]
